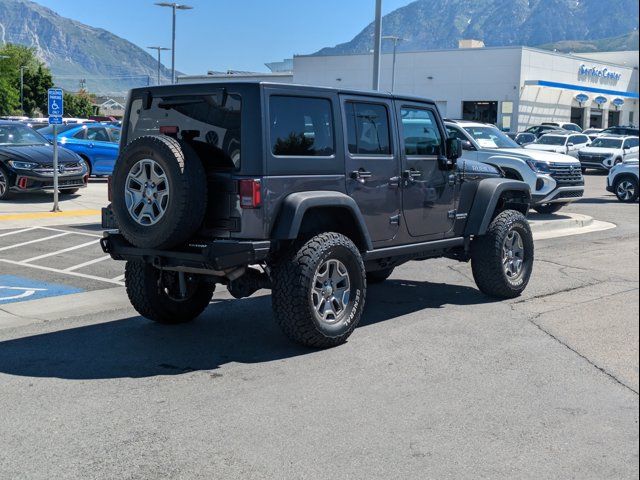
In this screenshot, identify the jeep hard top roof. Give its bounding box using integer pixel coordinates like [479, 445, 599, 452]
[128, 81, 437, 106]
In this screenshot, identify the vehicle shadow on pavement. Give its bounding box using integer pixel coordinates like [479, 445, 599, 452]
[0, 280, 493, 380]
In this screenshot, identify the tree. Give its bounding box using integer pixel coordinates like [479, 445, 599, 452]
[0, 77, 20, 115]
[0, 43, 54, 116]
[63, 90, 94, 118]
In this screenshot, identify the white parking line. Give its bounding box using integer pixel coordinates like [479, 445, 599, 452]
[38, 226, 103, 238]
[0, 227, 39, 239]
[112, 274, 126, 282]
[0, 232, 70, 252]
[64, 255, 112, 272]
[0, 258, 125, 286]
[21, 239, 99, 264]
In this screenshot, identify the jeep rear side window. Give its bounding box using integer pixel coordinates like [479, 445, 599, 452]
[270, 96, 334, 157]
[128, 93, 242, 169]
[401, 108, 442, 156]
[345, 102, 391, 155]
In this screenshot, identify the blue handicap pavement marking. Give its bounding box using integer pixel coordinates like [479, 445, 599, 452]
[0, 275, 83, 305]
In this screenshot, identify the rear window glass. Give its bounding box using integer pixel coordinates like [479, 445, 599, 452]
[127, 92, 242, 169]
[345, 102, 391, 155]
[269, 96, 334, 157]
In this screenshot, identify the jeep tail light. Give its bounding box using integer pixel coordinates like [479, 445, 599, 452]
[239, 179, 262, 209]
[107, 175, 113, 202]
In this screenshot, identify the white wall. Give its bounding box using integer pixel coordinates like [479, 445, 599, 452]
[518, 48, 638, 129]
[294, 47, 522, 123]
[293, 47, 639, 130]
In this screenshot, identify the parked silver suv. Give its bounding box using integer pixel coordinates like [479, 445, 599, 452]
[446, 120, 584, 214]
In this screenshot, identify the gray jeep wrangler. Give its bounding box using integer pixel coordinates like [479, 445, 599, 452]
[101, 82, 534, 348]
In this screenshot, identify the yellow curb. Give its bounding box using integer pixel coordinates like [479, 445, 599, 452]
[0, 209, 101, 221]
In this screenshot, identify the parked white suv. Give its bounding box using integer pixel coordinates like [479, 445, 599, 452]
[578, 136, 640, 172]
[446, 120, 584, 215]
[607, 159, 639, 202]
[525, 133, 591, 158]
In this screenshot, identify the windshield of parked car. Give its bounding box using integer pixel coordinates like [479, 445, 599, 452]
[0, 124, 49, 146]
[462, 126, 519, 149]
[37, 124, 78, 136]
[590, 138, 623, 149]
[537, 135, 567, 146]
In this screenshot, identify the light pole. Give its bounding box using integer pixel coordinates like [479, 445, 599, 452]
[372, 0, 382, 90]
[382, 35, 402, 92]
[20, 66, 27, 115]
[155, 2, 193, 84]
[148, 46, 171, 85]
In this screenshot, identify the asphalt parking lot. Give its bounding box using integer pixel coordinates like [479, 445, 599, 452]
[0, 173, 638, 480]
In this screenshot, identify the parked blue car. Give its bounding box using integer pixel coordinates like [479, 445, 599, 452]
[40, 123, 120, 176]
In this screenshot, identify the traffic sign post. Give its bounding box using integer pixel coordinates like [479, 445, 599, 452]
[48, 88, 64, 213]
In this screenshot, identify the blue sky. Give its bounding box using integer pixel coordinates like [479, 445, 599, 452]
[33, 0, 411, 74]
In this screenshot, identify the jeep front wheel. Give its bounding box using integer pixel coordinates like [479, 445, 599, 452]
[125, 261, 215, 324]
[471, 210, 534, 299]
[271, 233, 366, 348]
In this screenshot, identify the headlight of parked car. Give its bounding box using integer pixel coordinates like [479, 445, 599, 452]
[526, 159, 552, 174]
[8, 160, 39, 170]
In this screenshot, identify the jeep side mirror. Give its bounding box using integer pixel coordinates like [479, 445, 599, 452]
[446, 137, 462, 163]
[460, 140, 475, 151]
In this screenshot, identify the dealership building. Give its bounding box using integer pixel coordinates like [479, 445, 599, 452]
[292, 45, 638, 131]
[180, 44, 638, 132]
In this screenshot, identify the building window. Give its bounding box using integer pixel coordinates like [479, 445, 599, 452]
[270, 96, 334, 157]
[345, 102, 391, 155]
[462, 101, 498, 124]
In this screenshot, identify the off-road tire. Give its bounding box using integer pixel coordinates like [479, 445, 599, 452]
[271, 233, 367, 348]
[112, 135, 207, 249]
[471, 210, 534, 299]
[124, 261, 215, 324]
[533, 203, 566, 215]
[366, 267, 394, 284]
[60, 188, 80, 195]
[614, 175, 639, 203]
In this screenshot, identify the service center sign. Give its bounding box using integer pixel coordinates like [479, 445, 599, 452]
[578, 64, 622, 82]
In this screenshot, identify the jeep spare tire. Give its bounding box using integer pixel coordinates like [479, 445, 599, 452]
[112, 135, 207, 250]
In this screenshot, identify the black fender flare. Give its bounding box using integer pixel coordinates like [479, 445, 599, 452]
[463, 178, 531, 236]
[271, 191, 373, 251]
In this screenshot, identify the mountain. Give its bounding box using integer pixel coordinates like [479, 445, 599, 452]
[0, 0, 174, 95]
[538, 31, 639, 53]
[314, 0, 639, 56]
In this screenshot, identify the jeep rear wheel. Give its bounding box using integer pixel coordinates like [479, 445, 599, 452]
[271, 233, 366, 348]
[111, 135, 207, 250]
[125, 261, 215, 324]
[471, 210, 534, 299]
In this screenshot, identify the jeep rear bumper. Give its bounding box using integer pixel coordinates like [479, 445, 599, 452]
[100, 232, 272, 273]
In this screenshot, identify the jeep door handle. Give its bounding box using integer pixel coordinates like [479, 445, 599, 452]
[351, 170, 373, 182]
[403, 169, 422, 181]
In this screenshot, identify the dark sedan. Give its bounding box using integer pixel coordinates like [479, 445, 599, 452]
[0, 122, 89, 200]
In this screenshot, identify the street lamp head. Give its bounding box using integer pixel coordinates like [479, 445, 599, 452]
[154, 2, 193, 8]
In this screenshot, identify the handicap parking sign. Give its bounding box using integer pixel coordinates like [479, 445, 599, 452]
[0, 275, 82, 305]
[48, 88, 64, 117]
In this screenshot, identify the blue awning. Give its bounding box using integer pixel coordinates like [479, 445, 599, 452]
[525, 80, 639, 99]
